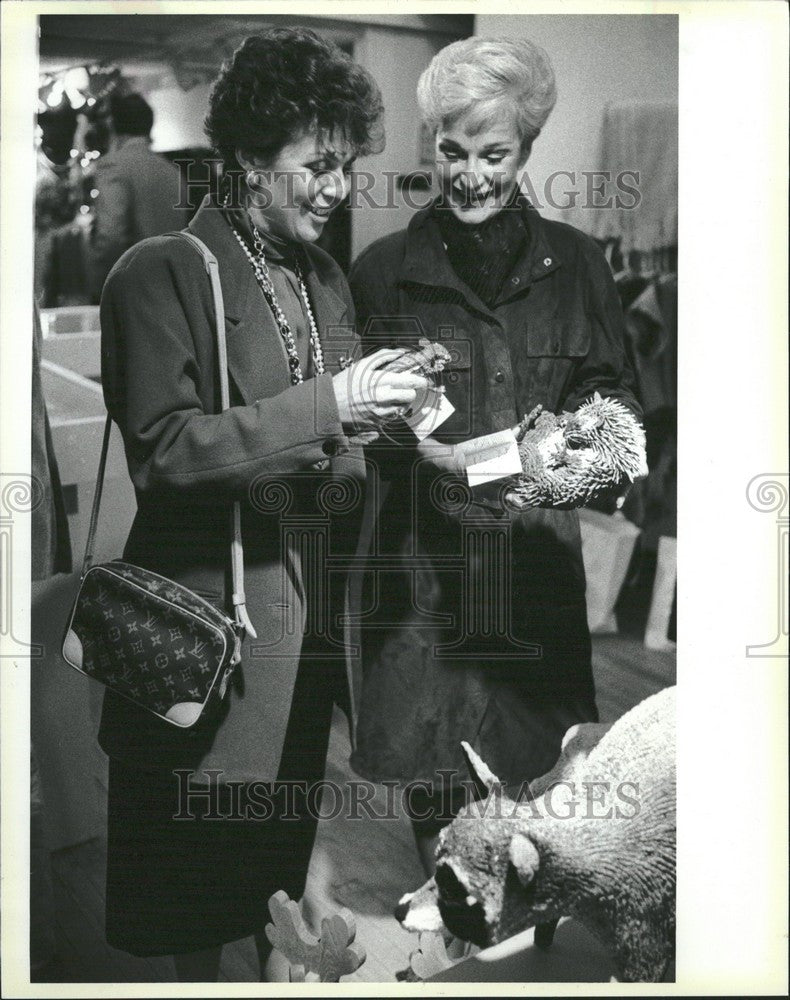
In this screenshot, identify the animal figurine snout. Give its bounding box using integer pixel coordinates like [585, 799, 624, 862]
[394, 879, 444, 934]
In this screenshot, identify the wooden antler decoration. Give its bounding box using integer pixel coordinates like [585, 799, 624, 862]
[265, 891, 366, 983]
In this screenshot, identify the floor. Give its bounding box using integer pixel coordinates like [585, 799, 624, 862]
[34, 633, 676, 984]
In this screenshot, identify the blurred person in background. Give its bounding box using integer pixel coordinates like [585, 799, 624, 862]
[88, 92, 186, 301]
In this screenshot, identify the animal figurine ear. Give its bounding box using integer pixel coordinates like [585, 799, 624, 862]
[461, 741, 503, 798]
[509, 833, 540, 886]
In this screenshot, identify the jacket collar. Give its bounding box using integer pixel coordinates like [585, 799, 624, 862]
[187, 195, 348, 403]
[188, 195, 256, 323]
[398, 197, 562, 314]
[300, 252, 349, 338]
[503, 203, 563, 294]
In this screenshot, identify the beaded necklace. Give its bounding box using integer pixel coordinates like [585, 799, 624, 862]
[229, 220, 325, 385]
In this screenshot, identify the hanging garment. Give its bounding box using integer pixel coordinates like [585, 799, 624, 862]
[591, 101, 678, 258]
[625, 272, 677, 415]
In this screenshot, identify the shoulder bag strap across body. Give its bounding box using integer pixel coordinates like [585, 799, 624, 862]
[81, 231, 257, 639]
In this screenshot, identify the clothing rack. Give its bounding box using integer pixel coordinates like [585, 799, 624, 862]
[601, 236, 677, 644]
[602, 236, 677, 284]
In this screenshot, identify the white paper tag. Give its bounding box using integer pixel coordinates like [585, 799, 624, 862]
[459, 429, 523, 487]
[403, 387, 456, 441]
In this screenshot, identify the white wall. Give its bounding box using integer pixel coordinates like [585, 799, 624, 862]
[475, 14, 678, 228]
[148, 79, 213, 152]
[351, 27, 451, 257]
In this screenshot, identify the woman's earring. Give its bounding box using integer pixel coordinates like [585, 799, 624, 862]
[246, 170, 259, 190]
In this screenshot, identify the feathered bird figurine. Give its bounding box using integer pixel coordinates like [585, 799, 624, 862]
[505, 393, 648, 510]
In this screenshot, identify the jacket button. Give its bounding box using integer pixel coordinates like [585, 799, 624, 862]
[551, 340, 561, 353]
[494, 371, 505, 383]
[511, 276, 520, 286]
[544, 257, 552, 267]
[322, 439, 340, 457]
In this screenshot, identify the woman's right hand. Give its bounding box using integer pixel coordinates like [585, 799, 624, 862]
[332, 349, 430, 432]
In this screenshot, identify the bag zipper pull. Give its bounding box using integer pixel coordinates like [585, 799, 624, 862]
[230, 626, 244, 666]
[218, 664, 233, 700]
[219, 626, 244, 699]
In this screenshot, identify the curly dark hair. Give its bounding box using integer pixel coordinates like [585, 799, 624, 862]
[205, 28, 384, 172]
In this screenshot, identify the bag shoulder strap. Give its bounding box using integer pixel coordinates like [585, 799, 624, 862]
[82, 230, 256, 638]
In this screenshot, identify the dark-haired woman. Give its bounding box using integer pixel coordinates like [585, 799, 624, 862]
[97, 29, 425, 981]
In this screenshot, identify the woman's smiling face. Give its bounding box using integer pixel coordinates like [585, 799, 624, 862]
[245, 129, 354, 244]
[435, 111, 528, 225]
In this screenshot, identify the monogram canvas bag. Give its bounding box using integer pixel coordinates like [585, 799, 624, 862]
[62, 232, 256, 728]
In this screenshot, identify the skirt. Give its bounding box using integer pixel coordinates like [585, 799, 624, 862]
[105, 653, 338, 957]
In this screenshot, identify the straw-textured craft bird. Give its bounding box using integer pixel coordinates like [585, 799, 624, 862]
[505, 393, 648, 509]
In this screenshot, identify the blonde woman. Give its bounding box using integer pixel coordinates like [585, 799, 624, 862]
[349, 37, 642, 875]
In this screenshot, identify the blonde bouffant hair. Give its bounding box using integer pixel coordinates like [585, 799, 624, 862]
[417, 36, 557, 153]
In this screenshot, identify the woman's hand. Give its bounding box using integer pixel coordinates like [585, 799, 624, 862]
[332, 349, 430, 432]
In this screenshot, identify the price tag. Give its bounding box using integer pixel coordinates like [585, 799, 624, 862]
[403, 387, 455, 441]
[458, 428, 522, 487]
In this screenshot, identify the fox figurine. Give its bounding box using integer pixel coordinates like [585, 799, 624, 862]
[395, 687, 676, 983]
